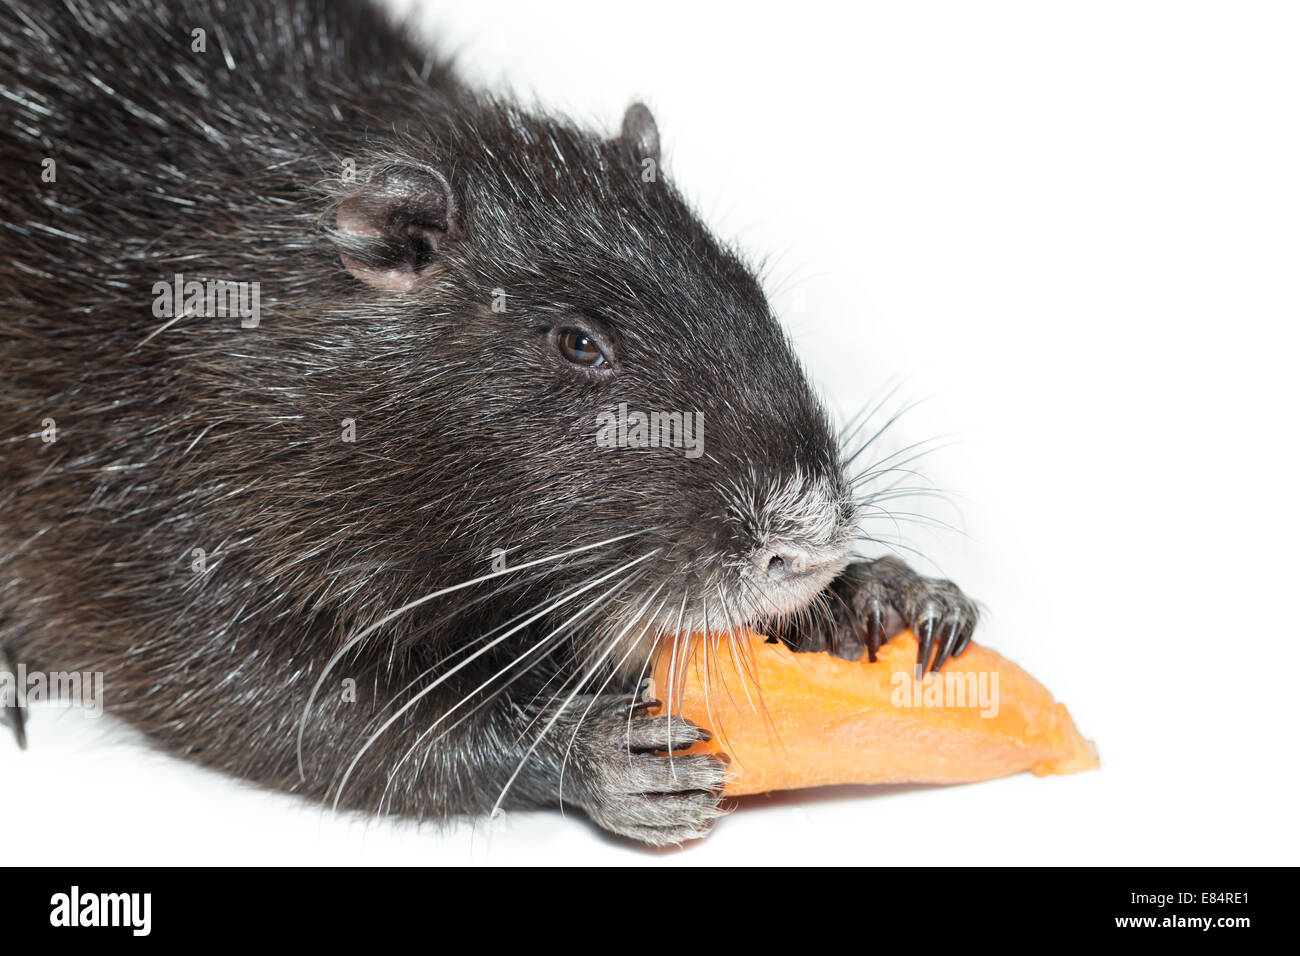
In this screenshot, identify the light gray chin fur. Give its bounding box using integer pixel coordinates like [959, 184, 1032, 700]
[605, 468, 858, 680]
[607, 547, 853, 682]
[739, 549, 851, 620]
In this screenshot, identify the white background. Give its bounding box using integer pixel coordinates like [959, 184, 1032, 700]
[5, 0, 1297, 865]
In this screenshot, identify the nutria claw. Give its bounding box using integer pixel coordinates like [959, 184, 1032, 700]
[768, 556, 979, 676]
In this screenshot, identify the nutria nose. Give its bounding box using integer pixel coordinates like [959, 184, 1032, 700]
[764, 550, 820, 582]
[766, 554, 790, 580]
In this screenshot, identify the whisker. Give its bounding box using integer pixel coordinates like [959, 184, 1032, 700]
[851, 537, 950, 576]
[849, 436, 960, 488]
[859, 507, 970, 545]
[841, 395, 932, 469]
[729, 577, 793, 761]
[366, 571, 610, 729]
[699, 594, 735, 759]
[490, 585, 667, 816]
[375, 568, 649, 814]
[556, 587, 670, 802]
[296, 527, 656, 779]
[715, 583, 758, 715]
[327, 549, 660, 809]
[622, 607, 674, 772]
[837, 377, 910, 450]
[663, 590, 690, 777]
[441, 565, 654, 752]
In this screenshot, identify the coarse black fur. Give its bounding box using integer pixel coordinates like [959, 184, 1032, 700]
[0, 0, 978, 845]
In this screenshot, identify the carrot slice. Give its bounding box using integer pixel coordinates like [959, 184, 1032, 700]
[649, 628, 1097, 796]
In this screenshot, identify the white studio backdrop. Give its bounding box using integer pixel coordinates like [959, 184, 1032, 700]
[3, 0, 1296, 865]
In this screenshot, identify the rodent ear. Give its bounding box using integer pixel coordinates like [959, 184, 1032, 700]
[620, 102, 660, 166]
[332, 166, 459, 291]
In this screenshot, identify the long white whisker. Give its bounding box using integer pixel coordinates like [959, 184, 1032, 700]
[700, 593, 719, 748]
[328, 550, 659, 809]
[296, 527, 655, 779]
[490, 585, 665, 816]
[850, 437, 959, 488]
[842, 396, 932, 469]
[838, 377, 909, 449]
[375, 568, 648, 815]
[716, 583, 758, 715]
[556, 586, 669, 803]
[663, 590, 690, 777]
[367, 574, 606, 729]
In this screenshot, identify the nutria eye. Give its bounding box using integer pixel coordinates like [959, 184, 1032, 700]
[555, 328, 608, 368]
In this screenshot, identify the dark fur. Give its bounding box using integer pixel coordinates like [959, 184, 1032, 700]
[0, 0, 976, 844]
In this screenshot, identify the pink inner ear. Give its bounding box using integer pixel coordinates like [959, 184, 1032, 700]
[335, 170, 454, 292]
[339, 256, 420, 291]
[336, 199, 382, 239]
[336, 201, 404, 290]
[336, 195, 422, 291]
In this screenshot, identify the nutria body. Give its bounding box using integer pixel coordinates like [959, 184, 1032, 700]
[0, 0, 977, 844]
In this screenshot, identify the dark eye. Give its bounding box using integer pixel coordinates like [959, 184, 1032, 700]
[555, 328, 609, 368]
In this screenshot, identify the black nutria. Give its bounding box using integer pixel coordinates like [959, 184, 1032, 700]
[0, 0, 978, 845]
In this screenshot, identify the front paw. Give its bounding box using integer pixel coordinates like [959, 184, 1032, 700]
[566, 688, 729, 847]
[780, 557, 979, 676]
